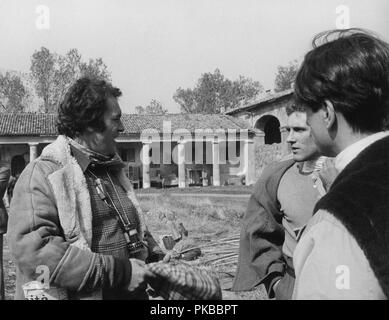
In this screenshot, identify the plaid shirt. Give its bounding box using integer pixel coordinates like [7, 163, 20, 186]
[71, 146, 147, 299]
[85, 165, 141, 260]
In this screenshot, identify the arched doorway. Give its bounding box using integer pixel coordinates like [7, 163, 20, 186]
[255, 115, 281, 144]
[11, 155, 26, 177]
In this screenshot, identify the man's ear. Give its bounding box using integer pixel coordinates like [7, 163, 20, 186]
[323, 100, 336, 129]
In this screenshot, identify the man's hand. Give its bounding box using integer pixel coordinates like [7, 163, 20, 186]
[162, 251, 172, 263]
[319, 158, 338, 192]
[143, 230, 166, 263]
[127, 258, 153, 292]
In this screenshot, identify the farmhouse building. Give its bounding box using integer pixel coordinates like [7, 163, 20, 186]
[226, 88, 295, 178]
[0, 113, 256, 188]
[226, 88, 294, 142]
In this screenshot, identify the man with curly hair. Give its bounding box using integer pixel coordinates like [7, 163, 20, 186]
[8, 77, 163, 300]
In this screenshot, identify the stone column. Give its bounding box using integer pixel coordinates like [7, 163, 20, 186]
[243, 139, 255, 186]
[142, 142, 151, 189]
[280, 126, 289, 143]
[212, 139, 220, 186]
[177, 141, 186, 188]
[253, 129, 265, 146]
[29, 143, 39, 162]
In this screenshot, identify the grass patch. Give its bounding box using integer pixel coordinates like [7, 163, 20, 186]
[140, 193, 267, 299]
[142, 193, 246, 233]
[135, 185, 254, 195]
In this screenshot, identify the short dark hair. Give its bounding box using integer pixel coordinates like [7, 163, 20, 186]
[286, 103, 306, 116]
[57, 78, 122, 138]
[294, 28, 389, 133]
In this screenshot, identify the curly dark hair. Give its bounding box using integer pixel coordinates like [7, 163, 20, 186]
[57, 77, 122, 138]
[294, 28, 389, 133]
[285, 103, 306, 116]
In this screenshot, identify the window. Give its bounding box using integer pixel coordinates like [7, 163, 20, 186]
[128, 148, 135, 162]
[120, 148, 136, 163]
[120, 149, 127, 162]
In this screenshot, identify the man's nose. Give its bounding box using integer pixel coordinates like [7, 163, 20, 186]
[118, 120, 124, 132]
[286, 131, 295, 143]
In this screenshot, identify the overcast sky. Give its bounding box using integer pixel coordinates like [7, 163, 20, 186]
[1, 0, 389, 113]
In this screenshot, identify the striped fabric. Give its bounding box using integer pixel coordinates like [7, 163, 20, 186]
[146, 262, 222, 300]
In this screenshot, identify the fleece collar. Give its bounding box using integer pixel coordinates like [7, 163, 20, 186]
[40, 135, 146, 249]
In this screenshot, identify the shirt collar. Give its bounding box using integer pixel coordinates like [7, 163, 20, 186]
[335, 131, 389, 173]
[70, 144, 91, 173]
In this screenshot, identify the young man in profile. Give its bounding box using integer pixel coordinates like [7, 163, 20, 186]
[292, 29, 389, 299]
[233, 104, 330, 299]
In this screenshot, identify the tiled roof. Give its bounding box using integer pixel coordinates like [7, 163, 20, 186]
[0, 113, 57, 136]
[225, 88, 294, 115]
[0, 113, 251, 137]
[121, 114, 250, 133]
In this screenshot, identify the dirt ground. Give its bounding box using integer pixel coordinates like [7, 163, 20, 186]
[2, 190, 268, 300]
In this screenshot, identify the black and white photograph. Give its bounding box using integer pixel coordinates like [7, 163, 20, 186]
[0, 0, 389, 308]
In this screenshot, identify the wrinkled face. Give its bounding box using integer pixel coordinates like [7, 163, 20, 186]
[88, 96, 124, 156]
[286, 111, 320, 162]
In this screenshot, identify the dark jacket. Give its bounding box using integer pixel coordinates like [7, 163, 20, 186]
[0, 163, 10, 235]
[233, 159, 295, 298]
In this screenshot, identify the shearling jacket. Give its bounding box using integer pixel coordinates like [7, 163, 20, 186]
[8, 135, 148, 300]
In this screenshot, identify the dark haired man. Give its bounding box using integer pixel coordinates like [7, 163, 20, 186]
[8, 78, 163, 300]
[292, 29, 389, 299]
[233, 104, 330, 299]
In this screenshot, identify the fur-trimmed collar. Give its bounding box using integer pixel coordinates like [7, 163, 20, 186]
[39, 135, 147, 300]
[40, 135, 146, 249]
